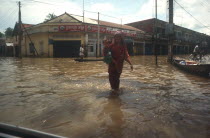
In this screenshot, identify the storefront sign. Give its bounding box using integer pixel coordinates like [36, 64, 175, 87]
[58, 25, 85, 32]
[106, 27, 112, 34]
[86, 25, 107, 33]
[110, 28, 120, 35]
[122, 30, 137, 37]
[57, 25, 138, 38]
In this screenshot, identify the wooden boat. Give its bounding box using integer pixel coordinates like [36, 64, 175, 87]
[74, 58, 103, 62]
[173, 59, 210, 77]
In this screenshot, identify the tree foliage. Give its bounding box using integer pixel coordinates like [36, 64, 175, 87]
[44, 13, 57, 22]
[5, 27, 13, 37]
[0, 32, 4, 38]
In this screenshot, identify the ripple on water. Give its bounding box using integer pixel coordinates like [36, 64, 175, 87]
[0, 56, 210, 138]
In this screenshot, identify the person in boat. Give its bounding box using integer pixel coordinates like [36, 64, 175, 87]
[103, 32, 133, 94]
[200, 41, 208, 58]
[79, 44, 84, 60]
[192, 43, 201, 60]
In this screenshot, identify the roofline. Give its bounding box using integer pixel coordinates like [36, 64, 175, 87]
[24, 12, 144, 33]
[64, 12, 82, 23]
[91, 19, 143, 32]
[25, 12, 84, 30]
[126, 18, 210, 36]
[26, 13, 67, 29]
[126, 18, 156, 25]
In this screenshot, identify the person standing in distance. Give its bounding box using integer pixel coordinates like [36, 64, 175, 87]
[103, 32, 133, 94]
[79, 44, 84, 60]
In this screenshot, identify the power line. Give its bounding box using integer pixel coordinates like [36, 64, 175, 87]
[84, 10, 98, 14]
[174, 0, 210, 29]
[18, 0, 145, 25]
[22, 0, 84, 14]
[204, 0, 210, 5]
[0, 8, 18, 29]
[25, 0, 121, 21]
[100, 13, 120, 20]
[174, 0, 210, 31]
[23, 0, 56, 5]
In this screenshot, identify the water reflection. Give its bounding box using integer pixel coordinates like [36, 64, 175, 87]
[100, 95, 124, 138]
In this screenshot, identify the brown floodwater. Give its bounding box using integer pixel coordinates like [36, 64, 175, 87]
[0, 56, 210, 138]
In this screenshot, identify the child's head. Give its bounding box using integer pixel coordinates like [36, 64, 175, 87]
[114, 31, 124, 45]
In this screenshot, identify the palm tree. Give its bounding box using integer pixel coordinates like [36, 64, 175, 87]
[44, 13, 57, 22]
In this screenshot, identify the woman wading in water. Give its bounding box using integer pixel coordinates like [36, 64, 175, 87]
[103, 32, 133, 95]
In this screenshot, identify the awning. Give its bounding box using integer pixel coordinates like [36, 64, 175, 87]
[6, 43, 14, 47]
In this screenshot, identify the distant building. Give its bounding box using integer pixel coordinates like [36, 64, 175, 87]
[0, 38, 6, 56]
[13, 23, 34, 57]
[0, 38, 16, 57]
[127, 18, 210, 55]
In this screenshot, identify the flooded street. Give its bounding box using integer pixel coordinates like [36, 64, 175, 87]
[0, 56, 210, 138]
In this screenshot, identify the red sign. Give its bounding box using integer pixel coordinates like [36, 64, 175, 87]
[57, 25, 138, 38]
[86, 25, 107, 33]
[58, 25, 85, 32]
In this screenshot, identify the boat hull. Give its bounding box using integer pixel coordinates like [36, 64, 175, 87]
[74, 58, 103, 62]
[173, 59, 210, 78]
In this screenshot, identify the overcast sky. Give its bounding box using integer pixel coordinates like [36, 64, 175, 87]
[0, 0, 210, 35]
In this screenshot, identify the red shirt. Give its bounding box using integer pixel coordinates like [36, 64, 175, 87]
[104, 43, 130, 74]
[109, 44, 129, 62]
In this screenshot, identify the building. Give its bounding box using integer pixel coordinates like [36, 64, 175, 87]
[127, 18, 210, 55]
[16, 13, 145, 58]
[0, 37, 17, 57]
[0, 38, 6, 56]
[13, 23, 34, 57]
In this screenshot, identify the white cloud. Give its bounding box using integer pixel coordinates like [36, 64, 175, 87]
[22, 0, 83, 24]
[121, 0, 167, 24]
[119, 0, 154, 24]
[0, 0, 83, 32]
[118, 0, 210, 35]
[84, 2, 120, 24]
[89, 3, 115, 12]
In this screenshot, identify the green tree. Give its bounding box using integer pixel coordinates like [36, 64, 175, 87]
[0, 32, 4, 38]
[44, 13, 57, 22]
[5, 27, 13, 37]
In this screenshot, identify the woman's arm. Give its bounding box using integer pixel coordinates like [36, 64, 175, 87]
[124, 45, 133, 71]
[125, 58, 133, 71]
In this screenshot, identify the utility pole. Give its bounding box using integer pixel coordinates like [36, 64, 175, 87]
[154, 0, 158, 65]
[18, 1, 22, 58]
[97, 12, 100, 57]
[168, 0, 174, 63]
[22, 25, 39, 56]
[83, 0, 84, 22]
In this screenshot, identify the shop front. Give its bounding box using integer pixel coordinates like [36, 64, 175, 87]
[23, 13, 144, 58]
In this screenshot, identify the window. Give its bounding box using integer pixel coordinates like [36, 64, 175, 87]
[88, 46, 94, 52]
[39, 41, 44, 55]
[29, 42, 35, 53]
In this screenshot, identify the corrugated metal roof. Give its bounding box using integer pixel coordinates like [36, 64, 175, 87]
[70, 14, 98, 25]
[48, 13, 80, 23]
[97, 20, 144, 32]
[46, 13, 143, 32]
[22, 24, 33, 28]
[47, 13, 98, 24]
